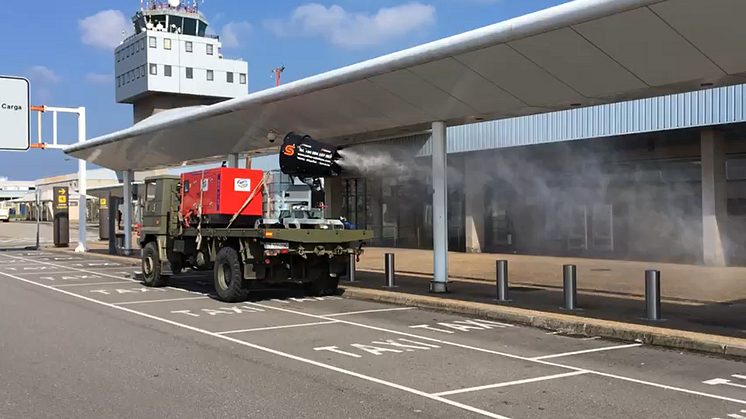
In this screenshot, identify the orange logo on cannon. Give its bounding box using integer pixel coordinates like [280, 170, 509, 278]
[283, 144, 295, 156]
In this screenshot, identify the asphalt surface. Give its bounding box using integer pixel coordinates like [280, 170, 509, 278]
[1, 249, 746, 419]
[0, 221, 97, 249]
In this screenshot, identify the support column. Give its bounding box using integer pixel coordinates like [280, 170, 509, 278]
[464, 154, 485, 253]
[431, 121, 449, 293]
[123, 170, 133, 256]
[74, 107, 88, 253]
[226, 154, 239, 168]
[701, 128, 728, 266]
[325, 177, 343, 219]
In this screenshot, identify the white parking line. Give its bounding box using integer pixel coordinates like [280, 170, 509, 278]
[244, 302, 746, 407]
[0, 269, 512, 419]
[55, 281, 132, 287]
[5, 253, 746, 408]
[114, 296, 211, 306]
[530, 343, 643, 360]
[13, 271, 96, 276]
[217, 321, 340, 335]
[325, 307, 415, 317]
[431, 371, 589, 397]
[0, 255, 204, 296]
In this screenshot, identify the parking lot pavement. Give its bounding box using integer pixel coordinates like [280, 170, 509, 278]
[2, 250, 746, 419]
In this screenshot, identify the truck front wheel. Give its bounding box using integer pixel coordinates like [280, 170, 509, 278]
[214, 246, 249, 302]
[142, 241, 168, 287]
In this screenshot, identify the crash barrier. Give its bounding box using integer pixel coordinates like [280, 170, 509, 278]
[384, 253, 397, 288]
[495, 260, 509, 302]
[645, 270, 662, 321]
[563, 264, 578, 310]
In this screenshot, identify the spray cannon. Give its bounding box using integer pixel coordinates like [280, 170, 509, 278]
[278, 132, 344, 209]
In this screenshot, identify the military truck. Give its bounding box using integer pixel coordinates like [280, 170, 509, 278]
[137, 133, 372, 302]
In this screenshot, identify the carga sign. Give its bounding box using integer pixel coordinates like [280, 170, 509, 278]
[0, 76, 30, 151]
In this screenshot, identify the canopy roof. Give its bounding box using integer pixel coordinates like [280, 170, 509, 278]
[65, 0, 746, 172]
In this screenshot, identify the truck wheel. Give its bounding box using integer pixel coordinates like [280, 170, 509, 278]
[214, 246, 249, 302]
[142, 241, 168, 287]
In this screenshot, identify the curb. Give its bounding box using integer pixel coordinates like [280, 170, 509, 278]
[339, 286, 746, 359]
[43, 246, 746, 358]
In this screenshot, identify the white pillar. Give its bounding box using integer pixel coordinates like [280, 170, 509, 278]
[701, 128, 728, 266]
[227, 154, 239, 168]
[431, 121, 449, 293]
[74, 107, 88, 253]
[123, 170, 133, 256]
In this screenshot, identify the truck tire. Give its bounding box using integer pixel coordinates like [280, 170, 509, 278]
[214, 246, 249, 302]
[142, 241, 168, 287]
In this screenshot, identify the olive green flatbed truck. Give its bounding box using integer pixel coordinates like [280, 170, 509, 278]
[137, 174, 372, 302]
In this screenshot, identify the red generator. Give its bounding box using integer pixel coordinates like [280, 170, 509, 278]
[180, 167, 265, 227]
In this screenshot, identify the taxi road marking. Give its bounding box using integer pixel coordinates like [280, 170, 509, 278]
[0, 268, 512, 419]
[245, 301, 746, 407]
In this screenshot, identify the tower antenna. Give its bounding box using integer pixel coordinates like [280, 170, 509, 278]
[272, 66, 285, 87]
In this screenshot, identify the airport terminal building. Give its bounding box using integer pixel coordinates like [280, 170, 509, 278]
[326, 84, 746, 267]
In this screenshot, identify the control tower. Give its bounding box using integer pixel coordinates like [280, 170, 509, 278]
[114, 0, 248, 123]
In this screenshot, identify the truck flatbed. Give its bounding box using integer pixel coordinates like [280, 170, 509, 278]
[179, 227, 372, 243]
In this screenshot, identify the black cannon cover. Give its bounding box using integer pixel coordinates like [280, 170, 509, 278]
[279, 132, 342, 178]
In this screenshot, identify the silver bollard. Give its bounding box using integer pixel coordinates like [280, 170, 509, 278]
[347, 253, 357, 283]
[563, 264, 578, 310]
[384, 253, 397, 288]
[645, 270, 662, 320]
[495, 260, 510, 302]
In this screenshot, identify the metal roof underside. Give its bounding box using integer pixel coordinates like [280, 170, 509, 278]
[65, 0, 746, 172]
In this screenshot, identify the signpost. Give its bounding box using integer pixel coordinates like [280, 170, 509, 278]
[53, 187, 69, 247]
[0, 75, 30, 151]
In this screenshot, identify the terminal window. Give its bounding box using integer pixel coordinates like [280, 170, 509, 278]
[186, 67, 193, 79]
[206, 44, 213, 55]
[227, 72, 233, 83]
[207, 70, 214, 81]
[149, 36, 156, 48]
[240, 73, 246, 84]
[164, 38, 172, 50]
[165, 65, 172, 77]
[150, 64, 157, 75]
[185, 41, 193, 53]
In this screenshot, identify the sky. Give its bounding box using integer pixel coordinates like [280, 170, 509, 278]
[0, 0, 568, 181]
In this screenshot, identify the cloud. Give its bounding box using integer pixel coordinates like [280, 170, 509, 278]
[220, 21, 252, 48]
[26, 66, 61, 84]
[85, 73, 112, 85]
[265, 2, 436, 49]
[79, 10, 130, 50]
